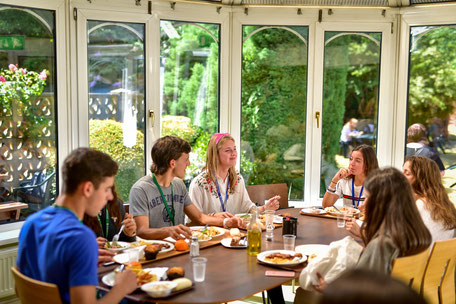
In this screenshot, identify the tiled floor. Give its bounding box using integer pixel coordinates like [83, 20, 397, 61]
[230, 283, 296, 304]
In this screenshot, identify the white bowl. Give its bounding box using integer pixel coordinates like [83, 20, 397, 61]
[141, 281, 177, 298]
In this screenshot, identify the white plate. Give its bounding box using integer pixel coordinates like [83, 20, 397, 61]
[190, 226, 225, 239]
[131, 240, 175, 253]
[102, 267, 168, 287]
[273, 215, 283, 224]
[103, 241, 131, 252]
[257, 250, 307, 266]
[236, 213, 282, 224]
[294, 244, 329, 259]
[221, 237, 247, 249]
[112, 248, 145, 264]
[300, 208, 326, 215]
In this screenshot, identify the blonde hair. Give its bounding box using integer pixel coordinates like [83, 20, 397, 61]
[205, 134, 237, 192]
[405, 155, 456, 230]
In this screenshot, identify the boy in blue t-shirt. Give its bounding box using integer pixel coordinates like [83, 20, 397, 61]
[17, 148, 137, 303]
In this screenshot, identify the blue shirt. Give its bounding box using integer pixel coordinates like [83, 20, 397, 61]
[17, 206, 99, 303]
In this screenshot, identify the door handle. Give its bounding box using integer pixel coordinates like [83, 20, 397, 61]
[315, 111, 320, 128]
[149, 110, 155, 129]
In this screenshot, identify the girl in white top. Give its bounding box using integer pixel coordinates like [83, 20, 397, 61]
[403, 155, 456, 243]
[323, 145, 378, 209]
[189, 133, 280, 217]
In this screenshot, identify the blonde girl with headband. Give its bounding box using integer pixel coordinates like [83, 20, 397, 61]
[189, 133, 280, 218]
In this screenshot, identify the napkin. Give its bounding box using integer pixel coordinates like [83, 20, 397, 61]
[299, 236, 363, 290]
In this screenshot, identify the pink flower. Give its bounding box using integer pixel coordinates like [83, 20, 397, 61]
[19, 68, 26, 75]
[8, 64, 17, 72]
[39, 71, 47, 80]
[0, 75, 5, 83]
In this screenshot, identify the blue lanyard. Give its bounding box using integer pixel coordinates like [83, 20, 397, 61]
[215, 176, 229, 212]
[351, 179, 364, 208]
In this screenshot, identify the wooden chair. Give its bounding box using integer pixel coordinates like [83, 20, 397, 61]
[421, 238, 456, 304]
[246, 183, 288, 209]
[391, 248, 429, 293]
[11, 266, 62, 304]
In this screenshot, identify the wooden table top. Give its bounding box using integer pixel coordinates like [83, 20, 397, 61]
[97, 208, 350, 303]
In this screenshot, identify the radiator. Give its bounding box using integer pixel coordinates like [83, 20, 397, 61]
[0, 247, 17, 298]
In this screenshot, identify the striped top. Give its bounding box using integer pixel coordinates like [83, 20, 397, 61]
[334, 178, 365, 208]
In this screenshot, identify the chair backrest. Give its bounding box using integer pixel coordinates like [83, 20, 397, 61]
[391, 248, 429, 293]
[246, 183, 288, 209]
[11, 266, 62, 304]
[421, 238, 456, 304]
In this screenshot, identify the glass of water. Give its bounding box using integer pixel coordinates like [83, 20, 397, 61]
[264, 210, 275, 241]
[192, 257, 207, 282]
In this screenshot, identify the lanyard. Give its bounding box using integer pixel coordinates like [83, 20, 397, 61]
[351, 179, 364, 208]
[152, 174, 175, 225]
[214, 176, 229, 212]
[96, 207, 109, 238]
[52, 204, 83, 223]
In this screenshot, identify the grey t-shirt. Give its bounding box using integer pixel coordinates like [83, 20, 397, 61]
[129, 175, 193, 227]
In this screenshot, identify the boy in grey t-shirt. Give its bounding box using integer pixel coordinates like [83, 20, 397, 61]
[129, 136, 243, 240]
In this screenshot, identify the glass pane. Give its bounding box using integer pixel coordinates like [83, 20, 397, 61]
[160, 20, 220, 183]
[241, 26, 308, 200]
[320, 32, 381, 196]
[0, 5, 57, 222]
[87, 21, 145, 202]
[407, 25, 456, 201]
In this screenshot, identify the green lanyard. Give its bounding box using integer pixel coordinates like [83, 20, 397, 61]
[96, 207, 109, 238]
[152, 174, 175, 225]
[52, 204, 83, 223]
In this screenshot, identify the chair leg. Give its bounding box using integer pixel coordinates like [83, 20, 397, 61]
[292, 278, 296, 294]
[262, 291, 267, 304]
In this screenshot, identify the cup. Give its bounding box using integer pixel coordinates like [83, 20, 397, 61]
[336, 213, 345, 228]
[282, 217, 298, 236]
[283, 234, 296, 251]
[192, 257, 207, 282]
[264, 210, 275, 241]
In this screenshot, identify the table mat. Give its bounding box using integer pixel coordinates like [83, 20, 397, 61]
[299, 211, 362, 220]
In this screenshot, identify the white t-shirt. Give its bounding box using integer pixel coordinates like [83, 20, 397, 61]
[416, 199, 455, 243]
[189, 170, 255, 215]
[334, 178, 366, 208]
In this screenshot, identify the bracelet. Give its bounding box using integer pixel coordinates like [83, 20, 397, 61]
[331, 180, 338, 185]
[223, 218, 229, 229]
[327, 187, 336, 193]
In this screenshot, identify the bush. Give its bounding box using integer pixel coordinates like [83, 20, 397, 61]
[89, 119, 144, 202]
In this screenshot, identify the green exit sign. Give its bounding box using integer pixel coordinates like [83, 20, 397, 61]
[0, 36, 25, 50]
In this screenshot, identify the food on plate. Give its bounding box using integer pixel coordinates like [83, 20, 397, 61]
[104, 241, 124, 249]
[191, 226, 221, 241]
[302, 207, 323, 214]
[173, 277, 192, 291]
[281, 212, 292, 218]
[141, 281, 177, 298]
[167, 267, 185, 280]
[325, 206, 360, 215]
[125, 262, 158, 286]
[230, 237, 241, 246]
[264, 252, 303, 264]
[175, 240, 189, 251]
[144, 245, 161, 260]
[131, 240, 172, 251]
[230, 228, 240, 237]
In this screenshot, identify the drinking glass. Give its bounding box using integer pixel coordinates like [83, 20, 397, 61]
[283, 234, 296, 251]
[264, 210, 275, 241]
[192, 257, 207, 282]
[336, 213, 345, 228]
[128, 249, 140, 262]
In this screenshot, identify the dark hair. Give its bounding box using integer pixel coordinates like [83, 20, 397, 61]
[319, 269, 428, 304]
[407, 123, 428, 144]
[62, 147, 118, 195]
[150, 136, 191, 175]
[362, 167, 431, 257]
[405, 155, 456, 230]
[348, 145, 379, 179]
[83, 185, 122, 234]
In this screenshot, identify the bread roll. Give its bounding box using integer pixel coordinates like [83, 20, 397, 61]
[173, 278, 192, 291]
[230, 228, 240, 237]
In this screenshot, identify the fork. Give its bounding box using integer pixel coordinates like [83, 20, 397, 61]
[112, 223, 125, 244]
[333, 206, 342, 213]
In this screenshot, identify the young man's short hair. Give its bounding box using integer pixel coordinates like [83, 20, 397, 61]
[151, 136, 191, 175]
[62, 147, 118, 194]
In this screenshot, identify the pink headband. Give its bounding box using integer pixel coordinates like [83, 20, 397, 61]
[212, 133, 230, 145]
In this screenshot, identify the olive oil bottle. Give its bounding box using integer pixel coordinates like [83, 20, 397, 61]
[247, 207, 262, 256]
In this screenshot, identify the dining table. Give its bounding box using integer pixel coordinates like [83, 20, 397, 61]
[97, 207, 351, 303]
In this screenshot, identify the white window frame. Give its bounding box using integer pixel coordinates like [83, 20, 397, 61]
[0, 0, 68, 234]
